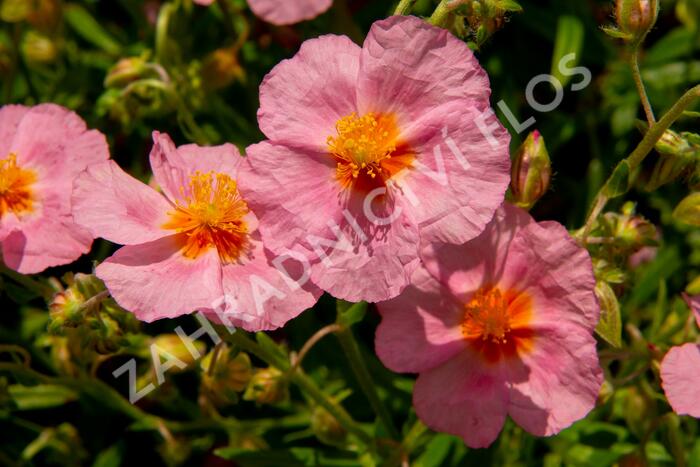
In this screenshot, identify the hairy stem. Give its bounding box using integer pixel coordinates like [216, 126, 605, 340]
[629, 49, 655, 125]
[227, 330, 374, 447]
[335, 325, 400, 440]
[580, 84, 700, 238]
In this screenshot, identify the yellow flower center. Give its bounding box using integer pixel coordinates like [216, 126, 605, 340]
[327, 112, 413, 190]
[462, 287, 512, 344]
[163, 171, 249, 264]
[462, 286, 535, 363]
[0, 153, 37, 217]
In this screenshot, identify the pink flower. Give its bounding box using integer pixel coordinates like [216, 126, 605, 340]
[72, 132, 321, 330]
[375, 203, 602, 448]
[0, 104, 109, 273]
[660, 294, 700, 418]
[238, 16, 510, 302]
[248, 0, 332, 25]
[194, 0, 331, 26]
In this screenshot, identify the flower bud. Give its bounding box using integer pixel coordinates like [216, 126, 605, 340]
[104, 56, 150, 88]
[200, 46, 245, 90]
[510, 130, 551, 210]
[603, 203, 657, 249]
[673, 192, 700, 226]
[243, 367, 289, 405]
[201, 346, 253, 407]
[152, 334, 204, 371]
[22, 31, 58, 64]
[311, 405, 348, 447]
[615, 0, 658, 41]
[647, 130, 700, 190]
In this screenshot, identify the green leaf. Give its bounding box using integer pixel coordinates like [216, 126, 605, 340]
[673, 192, 700, 226]
[602, 161, 631, 199]
[9, 384, 79, 410]
[496, 0, 523, 12]
[336, 302, 367, 327]
[595, 282, 622, 348]
[414, 434, 455, 467]
[601, 26, 633, 40]
[550, 15, 584, 87]
[92, 443, 124, 467]
[64, 3, 121, 54]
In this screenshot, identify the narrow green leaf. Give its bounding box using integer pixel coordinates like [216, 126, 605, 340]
[9, 384, 78, 410]
[64, 3, 121, 54]
[551, 15, 584, 87]
[602, 160, 631, 199]
[336, 302, 367, 327]
[594, 282, 622, 347]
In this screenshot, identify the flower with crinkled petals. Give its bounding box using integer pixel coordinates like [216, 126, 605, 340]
[238, 15, 510, 302]
[72, 131, 321, 330]
[194, 0, 332, 26]
[660, 293, 700, 418]
[0, 104, 109, 273]
[375, 203, 603, 448]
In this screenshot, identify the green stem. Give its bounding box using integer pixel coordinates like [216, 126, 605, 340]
[385, 418, 429, 466]
[580, 84, 700, 238]
[226, 330, 374, 447]
[394, 0, 416, 15]
[155, 3, 174, 65]
[429, 0, 453, 27]
[629, 48, 655, 125]
[0, 264, 55, 301]
[335, 325, 399, 440]
[402, 419, 429, 454]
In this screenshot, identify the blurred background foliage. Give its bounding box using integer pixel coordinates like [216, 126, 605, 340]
[1, 0, 700, 465]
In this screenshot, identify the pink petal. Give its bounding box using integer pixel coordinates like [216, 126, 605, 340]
[149, 131, 243, 203]
[400, 105, 510, 245]
[238, 142, 340, 254]
[375, 266, 466, 373]
[305, 192, 420, 302]
[1, 104, 109, 273]
[505, 321, 603, 436]
[2, 212, 93, 274]
[204, 234, 321, 331]
[421, 203, 533, 299]
[72, 161, 173, 245]
[660, 343, 700, 418]
[257, 35, 360, 152]
[194, 0, 214, 5]
[248, 0, 332, 25]
[501, 218, 599, 329]
[240, 141, 421, 301]
[10, 104, 109, 193]
[0, 105, 29, 156]
[96, 236, 223, 321]
[357, 16, 491, 126]
[413, 350, 509, 448]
